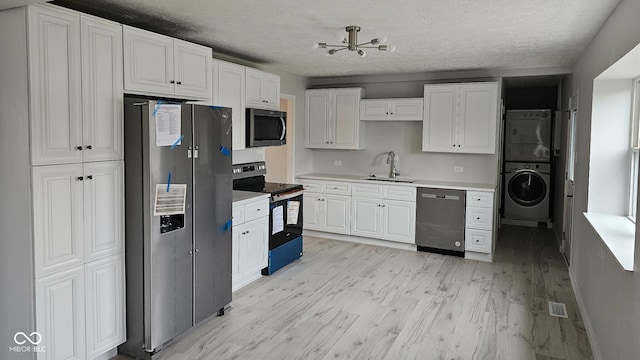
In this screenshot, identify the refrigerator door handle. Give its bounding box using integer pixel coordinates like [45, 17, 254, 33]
[194, 146, 199, 159]
[188, 146, 192, 158]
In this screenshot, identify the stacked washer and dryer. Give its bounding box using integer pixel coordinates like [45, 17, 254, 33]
[503, 110, 552, 225]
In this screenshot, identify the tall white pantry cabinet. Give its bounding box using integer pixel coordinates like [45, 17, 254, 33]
[0, 4, 125, 360]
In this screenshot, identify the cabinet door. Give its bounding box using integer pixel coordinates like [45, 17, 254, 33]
[85, 254, 125, 359]
[81, 15, 123, 162]
[302, 195, 322, 230]
[458, 83, 498, 154]
[382, 200, 415, 244]
[36, 266, 86, 360]
[391, 98, 424, 121]
[215, 60, 246, 150]
[245, 68, 264, 108]
[332, 89, 362, 149]
[84, 161, 124, 261]
[123, 25, 174, 96]
[323, 195, 350, 234]
[33, 164, 84, 276]
[360, 100, 390, 120]
[242, 217, 269, 274]
[422, 84, 457, 152]
[174, 39, 212, 100]
[28, 5, 83, 166]
[305, 90, 331, 148]
[351, 197, 381, 238]
[261, 72, 280, 110]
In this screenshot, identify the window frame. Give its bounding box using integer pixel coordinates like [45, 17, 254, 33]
[628, 78, 640, 221]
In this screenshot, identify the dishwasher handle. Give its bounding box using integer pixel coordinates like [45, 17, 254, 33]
[420, 193, 461, 201]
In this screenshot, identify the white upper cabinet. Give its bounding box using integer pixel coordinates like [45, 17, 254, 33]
[213, 59, 246, 150]
[29, 6, 123, 166]
[28, 5, 83, 166]
[305, 88, 365, 149]
[245, 67, 280, 110]
[422, 82, 498, 154]
[360, 98, 424, 121]
[123, 25, 211, 101]
[173, 39, 212, 99]
[81, 15, 124, 162]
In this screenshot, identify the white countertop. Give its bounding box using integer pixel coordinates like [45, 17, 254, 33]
[232, 190, 270, 205]
[296, 173, 496, 192]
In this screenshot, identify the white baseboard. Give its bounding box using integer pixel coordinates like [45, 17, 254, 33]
[94, 348, 118, 360]
[501, 217, 552, 228]
[568, 267, 602, 360]
[465, 251, 493, 262]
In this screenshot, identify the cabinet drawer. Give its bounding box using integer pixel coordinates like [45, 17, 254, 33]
[382, 185, 416, 201]
[244, 199, 268, 222]
[232, 205, 244, 224]
[352, 184, 382, 198]
[300, 179, 322, 193]
[465, 228, 491, 253]
[466, 191, 493, 208]
[323, 181, 351, 195]
[466, 207, 492, 230]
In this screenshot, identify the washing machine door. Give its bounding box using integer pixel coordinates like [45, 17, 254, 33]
[508, 170, 547, 206]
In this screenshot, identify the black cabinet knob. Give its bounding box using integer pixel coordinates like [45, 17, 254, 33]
[76, 176, 84, 181]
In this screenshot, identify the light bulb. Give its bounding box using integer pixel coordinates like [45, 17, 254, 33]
[388, 45, 396, 53]
[328, 49, 337, 55]
[371, 35, 387, 45]
[357, 49, 366, 57]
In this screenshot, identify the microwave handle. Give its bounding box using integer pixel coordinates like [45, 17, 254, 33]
[279, 117, 286, 141]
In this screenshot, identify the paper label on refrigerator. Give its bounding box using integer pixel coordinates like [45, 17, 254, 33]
[287, 201, 300, 225]
[272, 205, 284, 235]
[155, 104, 182, 147]
[154, 184, 187, 216]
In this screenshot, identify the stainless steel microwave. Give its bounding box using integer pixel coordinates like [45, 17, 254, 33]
[246, 108, 286, 147]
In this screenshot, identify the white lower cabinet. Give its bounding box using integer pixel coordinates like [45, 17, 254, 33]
[85, 254, 125, 359]
[232, 197, 269, 291]
[351, 185, 416, 244]
[36, 266, 86, 360]
[464, 191, 495, 254]
[303, 192, 351, 235]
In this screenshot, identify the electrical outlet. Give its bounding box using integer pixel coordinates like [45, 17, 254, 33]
[454, 166, 464, 173]
[333, 160, 342, 166]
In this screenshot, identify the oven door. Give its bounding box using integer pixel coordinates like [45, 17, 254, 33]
[269, 190, 303, 249]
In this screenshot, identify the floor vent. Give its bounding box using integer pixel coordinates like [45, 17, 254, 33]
[548, 301, 568, 318]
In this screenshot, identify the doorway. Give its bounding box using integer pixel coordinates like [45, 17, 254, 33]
[265, 94, 295, 183]
[562, 94, 578, 265]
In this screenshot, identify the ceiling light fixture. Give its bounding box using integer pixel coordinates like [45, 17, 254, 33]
[317, 25, 395, 57]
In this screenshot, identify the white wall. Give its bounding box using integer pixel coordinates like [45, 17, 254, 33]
[564, 0, 640, 358]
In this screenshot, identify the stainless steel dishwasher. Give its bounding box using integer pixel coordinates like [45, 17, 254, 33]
[415, 187, 466, 256]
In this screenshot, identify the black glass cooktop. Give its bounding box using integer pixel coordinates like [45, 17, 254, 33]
[234, 179, 302, 195]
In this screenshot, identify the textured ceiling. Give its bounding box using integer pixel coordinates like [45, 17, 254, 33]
[52, 0, 621, 77]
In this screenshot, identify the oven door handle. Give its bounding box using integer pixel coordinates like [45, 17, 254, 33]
[271, 189, 304, 202]
[279, 117, 286, 141]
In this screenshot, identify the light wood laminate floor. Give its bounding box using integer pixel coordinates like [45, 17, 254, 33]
[114, 225, 592, 360]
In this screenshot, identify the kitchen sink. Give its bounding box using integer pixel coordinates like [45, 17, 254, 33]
[364, 178, 414, 183]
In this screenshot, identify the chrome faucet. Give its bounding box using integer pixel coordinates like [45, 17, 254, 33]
[386, 151, 400, 178]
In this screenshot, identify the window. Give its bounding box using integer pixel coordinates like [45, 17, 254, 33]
[629, 79, 640, 221]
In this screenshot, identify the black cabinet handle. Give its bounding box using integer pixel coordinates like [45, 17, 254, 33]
[77, 176, 84, 181]
[76, 146, 83, 151]
[86, 175, 93, 180]
[170, 80, 175, 84]
[85, 145, 92, 150]
[176, 81, 182, 85]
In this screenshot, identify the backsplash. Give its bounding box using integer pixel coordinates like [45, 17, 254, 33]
[311, 121, 500, 185]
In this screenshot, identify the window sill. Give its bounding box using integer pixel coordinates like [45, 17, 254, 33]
[583, 212, 635, 271]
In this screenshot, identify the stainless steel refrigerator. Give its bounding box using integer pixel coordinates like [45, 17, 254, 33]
[120, 98, 232, 359]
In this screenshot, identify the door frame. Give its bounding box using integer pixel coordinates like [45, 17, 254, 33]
[562, 93, 578, 265]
